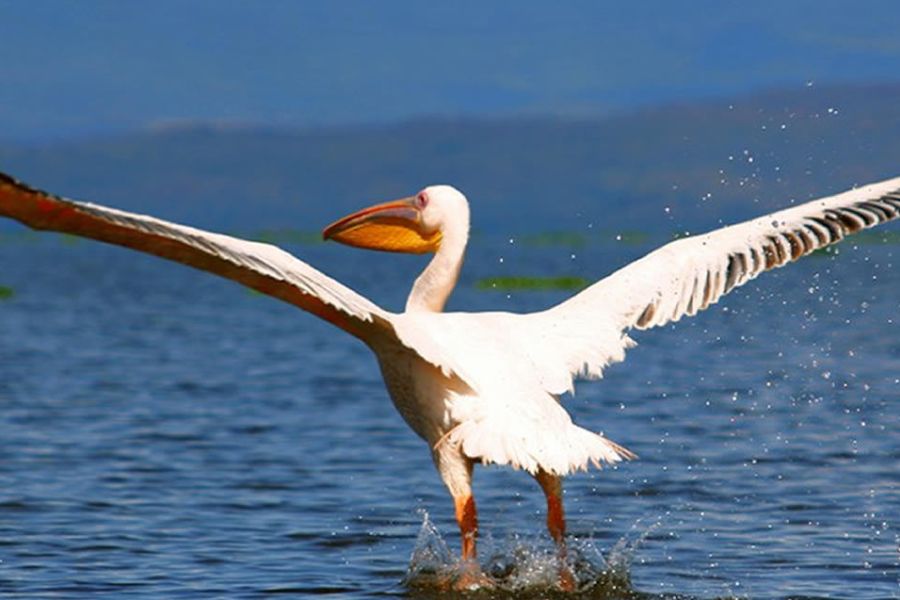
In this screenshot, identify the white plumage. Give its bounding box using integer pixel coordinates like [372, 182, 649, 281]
[1, 171, 898, 584]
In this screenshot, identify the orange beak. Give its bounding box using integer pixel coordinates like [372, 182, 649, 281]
[322, 196, 442, 254]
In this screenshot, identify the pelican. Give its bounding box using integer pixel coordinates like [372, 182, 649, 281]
[1, 171, 899, 589]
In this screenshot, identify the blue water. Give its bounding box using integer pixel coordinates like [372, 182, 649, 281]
[0, 231, 897, 599]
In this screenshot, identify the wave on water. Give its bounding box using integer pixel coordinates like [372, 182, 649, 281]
[403, 510, 732, 599]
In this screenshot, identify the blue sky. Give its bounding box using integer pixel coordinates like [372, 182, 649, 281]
[2, 1, 899, 142]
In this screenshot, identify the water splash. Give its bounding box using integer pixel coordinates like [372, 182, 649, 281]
[402, 511, 711, 598]
[405, 509, 454, 584]
[605, 515, 664, 577]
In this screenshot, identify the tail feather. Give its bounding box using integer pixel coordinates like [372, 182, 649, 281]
[447, 418, 635, 476]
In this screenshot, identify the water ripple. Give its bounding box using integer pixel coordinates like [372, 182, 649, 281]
[0, 240, 896, 598]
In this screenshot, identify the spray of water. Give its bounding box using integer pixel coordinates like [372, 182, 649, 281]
[403, 510, 678, 598]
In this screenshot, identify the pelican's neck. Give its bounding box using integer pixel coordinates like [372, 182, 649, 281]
[406, 215, 469, 313]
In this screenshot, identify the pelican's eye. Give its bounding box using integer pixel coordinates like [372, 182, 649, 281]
[416, 192, 429, 209]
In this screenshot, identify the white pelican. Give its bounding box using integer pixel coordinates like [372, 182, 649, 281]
[1, 171, 899, 589]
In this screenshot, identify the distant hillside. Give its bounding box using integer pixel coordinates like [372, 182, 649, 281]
[4, 3, 900, 141]
[1, 83, 898, 234]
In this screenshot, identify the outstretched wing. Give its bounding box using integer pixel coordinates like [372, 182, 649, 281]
[521, 177, 900, 395]
[0, 172, 393, 341]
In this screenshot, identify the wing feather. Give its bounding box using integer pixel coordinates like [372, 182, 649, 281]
[0, 172, 392, 341]
[526, 177, 900, 395]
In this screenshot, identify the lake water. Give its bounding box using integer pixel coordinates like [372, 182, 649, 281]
[0, 230, 897, 599]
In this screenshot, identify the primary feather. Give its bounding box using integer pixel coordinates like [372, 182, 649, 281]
[2, 173, 898, 479]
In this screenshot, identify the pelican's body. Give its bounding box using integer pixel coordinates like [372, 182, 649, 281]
[2, 171, 899, 590]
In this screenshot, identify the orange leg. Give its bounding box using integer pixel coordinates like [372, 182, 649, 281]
[454, 494, 479, 561]
[535, 469, 576, 592]
[433, 447, 490, 589]
[451, 492, 495, 590]
[536, 470, 566, 544]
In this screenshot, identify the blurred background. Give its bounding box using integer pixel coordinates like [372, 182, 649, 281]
[1, 0, 899, 232]
[1, 4, 899, 597]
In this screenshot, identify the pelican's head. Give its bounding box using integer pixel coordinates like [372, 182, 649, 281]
[322, 185, 469, 254]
